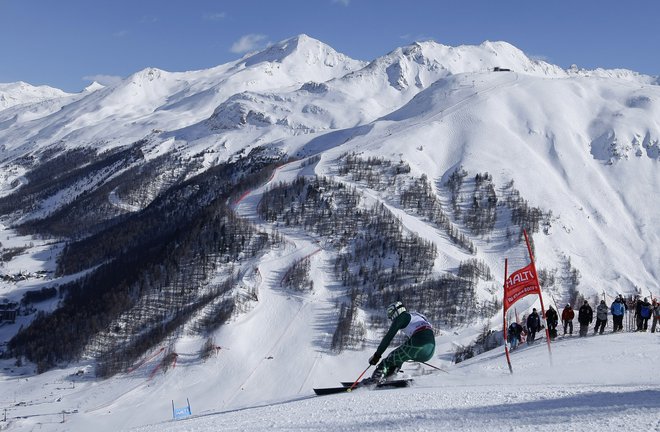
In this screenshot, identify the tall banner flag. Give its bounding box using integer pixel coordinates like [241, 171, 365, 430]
[502, 229, 552, 374]
[503, 263, 540, 313]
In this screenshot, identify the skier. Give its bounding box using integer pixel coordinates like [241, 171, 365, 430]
[578, 300, 593, 337]
[546, 306, 559, 340]
[562, 304, 574, 335]
[610, 295, 626, 332]
[366, 301, 435, 383]
[526, 308, 541, 344]
[507, 321, 524, 350]
[594, 300, 608, 335]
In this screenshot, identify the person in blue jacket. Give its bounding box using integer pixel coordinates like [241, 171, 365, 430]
[610, 295, 626, 332]
[366, 301, 435, 383]
[639, 298, 652, 331]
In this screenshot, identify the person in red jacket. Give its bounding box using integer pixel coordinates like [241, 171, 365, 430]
[562, 304, 575, 335]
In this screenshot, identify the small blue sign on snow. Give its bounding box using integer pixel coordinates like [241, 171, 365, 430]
[172, 399, 192, 420]
[173, 406, 191, 419]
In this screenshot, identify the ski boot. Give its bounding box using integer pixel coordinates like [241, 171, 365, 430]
[361, 366, 387, 385]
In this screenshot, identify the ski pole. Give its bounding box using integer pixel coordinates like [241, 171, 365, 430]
[420, 361, 449, 373]
[347, 365, 371, 392]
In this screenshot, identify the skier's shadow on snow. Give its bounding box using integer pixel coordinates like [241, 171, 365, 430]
[456, 388, 660, 419]
[351, 388, 660, 429]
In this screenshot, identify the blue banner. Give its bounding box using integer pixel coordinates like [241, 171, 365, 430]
[172, 399, 192, 420]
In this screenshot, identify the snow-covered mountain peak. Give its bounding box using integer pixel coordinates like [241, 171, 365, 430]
[125, 67, 171, 86]
[83, 81, 105, 93]
[241, 34, 365, 74]
[418, 39, 567, 77]
[0, 81, 71, 110]
[348, 38, 568, 95]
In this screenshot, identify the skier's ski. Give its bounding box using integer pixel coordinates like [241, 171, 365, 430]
[313, 386, 355, 396]
[340, 378, 412, 388]
[313, 378, 412, 395]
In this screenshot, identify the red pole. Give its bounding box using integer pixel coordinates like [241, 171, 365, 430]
[347, 365, 371, 392]
[523, 229, 553, 364]
[503, 258, 513, 374]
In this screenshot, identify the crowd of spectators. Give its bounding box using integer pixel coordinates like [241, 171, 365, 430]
[507, 295, 659, 348]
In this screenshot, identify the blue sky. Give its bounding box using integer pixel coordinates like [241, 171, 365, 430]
[1, 0, 659, 92]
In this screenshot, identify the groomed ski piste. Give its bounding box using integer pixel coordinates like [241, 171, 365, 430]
[4, 316, 660, 432]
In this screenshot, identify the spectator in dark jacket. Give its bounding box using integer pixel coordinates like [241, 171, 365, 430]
[634, 296, 643, 331]
[651, 299, 660, 333]
[578, 300, 593, 337]
[508, 322, 524, 350]
[562, 304, 575, 335]
[526, 309, 541, 344]
[546, 306, 559, 340]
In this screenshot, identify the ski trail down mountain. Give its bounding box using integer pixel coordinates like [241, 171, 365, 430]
[220, 157, 342, 410]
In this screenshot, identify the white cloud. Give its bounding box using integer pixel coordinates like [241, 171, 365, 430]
[203, 12, 226, 21]
[113, 29, 129, 38]
[83, 74, 123, 86]
[230, 34, 268, 54]
[333, 0, 350, 5]
[140, 16, 159, 23]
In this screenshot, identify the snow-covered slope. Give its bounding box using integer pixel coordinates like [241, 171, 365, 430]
[3, 307, 659, 432]
[319, 70, 660, 293]
[1, 34, 659, 432]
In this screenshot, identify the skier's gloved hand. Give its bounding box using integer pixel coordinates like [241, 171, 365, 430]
[369, 353, 381, 365]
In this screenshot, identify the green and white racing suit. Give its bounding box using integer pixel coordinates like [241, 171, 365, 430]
[374, 311, 435, 377]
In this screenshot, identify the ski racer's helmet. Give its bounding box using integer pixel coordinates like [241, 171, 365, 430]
[386, 301, 406, 320]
